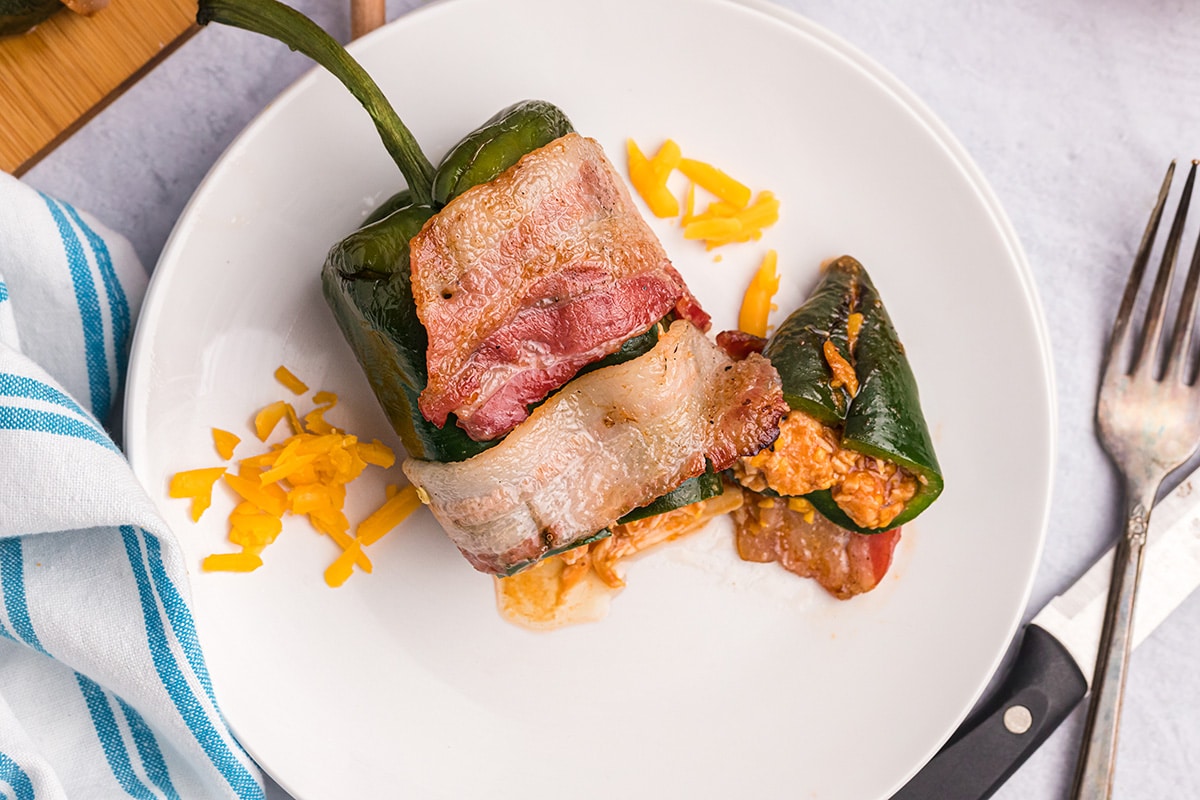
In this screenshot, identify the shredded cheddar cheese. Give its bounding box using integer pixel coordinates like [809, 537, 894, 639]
[683, 182, 696, 223]
[823, 339, 859, 396]
[648, 138, 682, 180]
[274, 365, 309, 395]
[686, 191, 781, 250]
[212, 428, 240, 461]
[626, 138, 780, 248]
[324, 539, 367, 588]
[254, 400, 291, 442]
[171, 367, 420, 587]
[677, 157, 751, 208]
[738, 250, 780, 338]
[168, 467, 227, 522]
[847, 312, 865, 351]
[683, 216, 742, 241]
[357, 485, 423, 546]
[202, 552, 263, 572]
[626, 139, 679, 218]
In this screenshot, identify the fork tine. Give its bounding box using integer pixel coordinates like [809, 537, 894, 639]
[1168, 167, 1200, 382]
[1109, 161, 1175, 373]
[1135, 160, 1197, 375]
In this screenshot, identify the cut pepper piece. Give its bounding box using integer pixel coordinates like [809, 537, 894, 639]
[762, 255, 943, 532]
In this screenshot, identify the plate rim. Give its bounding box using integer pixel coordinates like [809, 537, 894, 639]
[124, 0, 1058, 796]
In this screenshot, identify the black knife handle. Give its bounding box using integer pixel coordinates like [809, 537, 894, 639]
[890, 624, 1089, 800]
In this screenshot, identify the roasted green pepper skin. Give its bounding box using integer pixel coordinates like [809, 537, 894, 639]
[431, 100, 574, 206]
[322, 205, 495, 463]
[500, 467, 723, 576]
[764, 264, 856, 427]
[765, 256, 942, 533]
[362, 189, 413, 227]
[323, 207, 680, 469]
[500, 529, 612, 578]
[616, 464, 721, 525]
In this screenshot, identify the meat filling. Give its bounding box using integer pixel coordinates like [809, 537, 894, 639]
[730, 487, 901, 599]
[733, 409, 919, 530]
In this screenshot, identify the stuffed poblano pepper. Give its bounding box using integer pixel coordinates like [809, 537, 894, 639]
[734, 255, 943, 534]
[196, 0, 725, 567]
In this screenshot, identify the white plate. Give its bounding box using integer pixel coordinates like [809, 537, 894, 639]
[125, 0, 1055, 797]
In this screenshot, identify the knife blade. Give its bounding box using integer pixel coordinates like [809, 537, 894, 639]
[891, 468, 1200, 800]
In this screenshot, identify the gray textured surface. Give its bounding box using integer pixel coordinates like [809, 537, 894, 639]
[23, 0, 1200, 797]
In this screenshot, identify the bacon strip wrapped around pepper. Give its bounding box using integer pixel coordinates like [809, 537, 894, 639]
[404, 321, 786, 575]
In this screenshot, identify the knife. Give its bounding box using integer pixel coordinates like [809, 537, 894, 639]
[891, 468, 1200, 800]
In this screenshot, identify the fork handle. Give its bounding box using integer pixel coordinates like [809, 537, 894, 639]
[1069, 483, 1156, 799]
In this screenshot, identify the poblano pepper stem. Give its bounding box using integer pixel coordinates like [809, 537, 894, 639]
[196, 0, 436, 204]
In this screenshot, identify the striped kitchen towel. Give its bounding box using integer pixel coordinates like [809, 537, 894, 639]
[0, 172, 264, 799]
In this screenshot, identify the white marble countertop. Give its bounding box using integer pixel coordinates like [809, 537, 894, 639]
[24, 0, 1200, 797]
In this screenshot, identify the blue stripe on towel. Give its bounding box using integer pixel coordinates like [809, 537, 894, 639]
[0, 282, 7, 302]
[118, 697, 181, 800]
[61, 203, 132, 385]
[0, 539, 47, 656]
[143, 533, 216, 702]
[0, 405, 119, 454]
[0, 750, 35, 800]
[144, 531, 256, 761]
[40, 194, 111, 417]
[0, 372, 96, 423]
[120, 527, 263, 799]
[76, 673, 157, 799]
[0, 617, 17, 643]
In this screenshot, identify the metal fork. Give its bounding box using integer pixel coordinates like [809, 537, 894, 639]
[1072, 160, 1200, 799]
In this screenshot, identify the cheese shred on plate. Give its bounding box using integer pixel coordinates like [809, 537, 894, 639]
[738, 250, 780, 338]
[169, 366, 421, 587]
[626, 137, 780, 249]
[626, 138, 784, 338]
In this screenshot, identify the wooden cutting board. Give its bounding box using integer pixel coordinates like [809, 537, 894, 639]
[0, 0, 198, 176]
